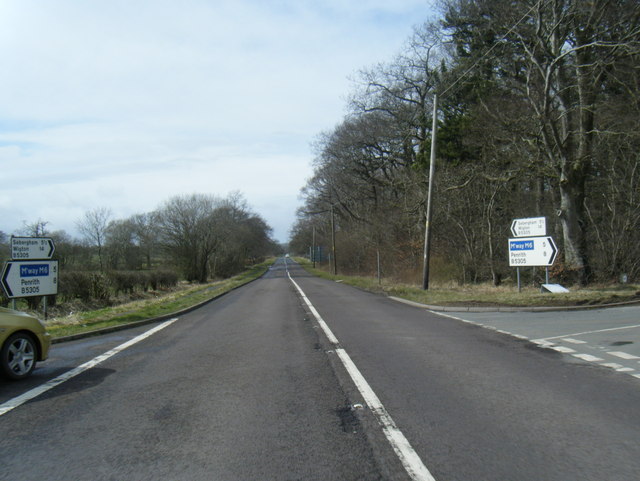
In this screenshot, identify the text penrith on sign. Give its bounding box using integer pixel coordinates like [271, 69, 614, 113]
[508, 236, 558, 267]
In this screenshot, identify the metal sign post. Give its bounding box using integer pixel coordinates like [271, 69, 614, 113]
[3, 236, 58, 319]
[509, 217, 559, 292]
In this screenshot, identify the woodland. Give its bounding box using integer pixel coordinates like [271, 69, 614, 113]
[0, 193, 278, 308]
[290, 0, 640, 287]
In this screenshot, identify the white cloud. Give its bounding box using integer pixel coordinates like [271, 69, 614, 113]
[0, 0, 434, 242]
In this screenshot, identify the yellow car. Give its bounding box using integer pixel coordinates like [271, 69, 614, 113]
[0, 307, 51, 380]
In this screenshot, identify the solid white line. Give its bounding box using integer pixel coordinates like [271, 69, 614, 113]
[541, 323, 640, 341]
[334, 348, 437, 481]
[0, 318, 178, 417]
[288, 273, 436, 481]
[288, 275, 339, 345]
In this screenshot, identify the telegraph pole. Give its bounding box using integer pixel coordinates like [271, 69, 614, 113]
[422, 93, 438, 290]
[331, 204, 337, 275]
[312, 226, 316, 268]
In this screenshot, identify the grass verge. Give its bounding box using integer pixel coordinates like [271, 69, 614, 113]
[293, 258, 640, 308]
[46, 259, 274, 339]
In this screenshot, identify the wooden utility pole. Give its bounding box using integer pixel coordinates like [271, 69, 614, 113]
[422, 93, 438, 290]
[331, 204, 337, 275]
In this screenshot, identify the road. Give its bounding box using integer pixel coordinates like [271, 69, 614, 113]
[424, 304, 640, 375]
[1, 258, 640, 480]
[0, 259, 381, 481]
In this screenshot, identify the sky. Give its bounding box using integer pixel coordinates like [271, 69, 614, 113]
[0, 0, 434, 243]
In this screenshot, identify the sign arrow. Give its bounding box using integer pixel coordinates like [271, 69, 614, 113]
[47, 239, 55, 258]
[508, 236, 558, 267]
[1, 260, 59, 299]
[511, 217, 546, 238]
[1, 263, 14, 297]
[11, 236, 56, 260]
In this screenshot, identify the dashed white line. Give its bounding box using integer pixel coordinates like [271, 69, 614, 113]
[394, 297, 640, 381]
[551, 346, 577, 354]
[541, 323, 640, 341]
[289, 273, 437, 481]
[0, 318, 178, 417]
[562, 338, 587, 344]
[572, 353, 604, 362]
[607, 351, 640, 360]
[601, 362, 625, 370]
[600, 362, 636, 372]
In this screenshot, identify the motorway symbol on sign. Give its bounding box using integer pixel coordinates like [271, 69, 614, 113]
[11, 236, 56, 260]
[510, 217, 546, 238]
[508, 236, 558, 267]
[1, 260, 59, 298]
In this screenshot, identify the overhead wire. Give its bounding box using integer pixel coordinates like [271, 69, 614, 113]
[438, 0, 546, 99]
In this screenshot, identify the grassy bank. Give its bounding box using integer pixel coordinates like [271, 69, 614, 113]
[46, 259, 274, 339]
[294, 258, 640, 308]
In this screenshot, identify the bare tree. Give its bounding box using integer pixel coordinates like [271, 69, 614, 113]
[76, 207, 112, 272]
[155, 194, 222, 282]
[441, 0, 640, 284]
[20, 219, 50, 237]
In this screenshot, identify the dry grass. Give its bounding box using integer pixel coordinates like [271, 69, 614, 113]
[295, 258, 640, 308]
[40, 260, 274, 338]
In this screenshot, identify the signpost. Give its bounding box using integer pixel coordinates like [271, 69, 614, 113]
[11, 236, 55, 260]
[2, 236, 58, 318]
[2, 261, 58, 299]
[510, 217, 546, 238]
[1, 260, 59, 298]
[508, 236, 558, 267]
[509, 217, 558, 292]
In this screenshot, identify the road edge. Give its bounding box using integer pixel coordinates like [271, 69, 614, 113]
[51, 269, 267, 344]
[388, 295, 640, 313]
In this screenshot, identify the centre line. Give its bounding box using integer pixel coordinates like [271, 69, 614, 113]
[288, 271, 437, 481]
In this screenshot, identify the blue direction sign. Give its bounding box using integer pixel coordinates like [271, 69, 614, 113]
[508, 236, 558, 267]
[1, 260, 59, 298]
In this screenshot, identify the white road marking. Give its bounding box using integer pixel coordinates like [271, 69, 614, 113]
[552, 346, 577, 354]
[540, 323, 640, 341]
[562, 338, 587, 344]
[572, 353, 604, 362]
[607, 351, 640, 360]
[288, 273, 437, 481]
[0, 318, 178, 417]
[396, 296, 640, 380]
[601, 362, 625, 370]
[531, 339, 553, 348]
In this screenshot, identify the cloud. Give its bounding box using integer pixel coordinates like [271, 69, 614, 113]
[0, 0, 433, 242]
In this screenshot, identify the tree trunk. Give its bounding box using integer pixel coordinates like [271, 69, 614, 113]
[558, 168, 589, 285]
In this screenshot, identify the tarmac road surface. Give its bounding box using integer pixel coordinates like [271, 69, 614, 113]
[0, 259, 382, 481]
[1, 257, 639, 480]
